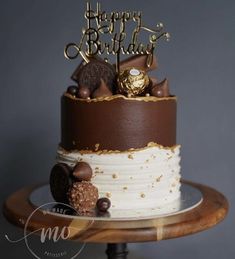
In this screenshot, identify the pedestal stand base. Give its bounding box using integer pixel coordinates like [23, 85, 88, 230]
[3, 180, 228, 259]
[106, 243, 128, 259]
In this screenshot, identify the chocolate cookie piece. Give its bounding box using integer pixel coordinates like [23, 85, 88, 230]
[71, 56, 104, 83]
[50, 163, 72, 203]
[77, 60, 116, 94]
[67, 181, 99, 214]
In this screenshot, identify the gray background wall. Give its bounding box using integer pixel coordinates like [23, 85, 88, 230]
[0, 0, 234, 258]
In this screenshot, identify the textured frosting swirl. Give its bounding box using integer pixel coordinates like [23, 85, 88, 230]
[57, 144, 181, 211]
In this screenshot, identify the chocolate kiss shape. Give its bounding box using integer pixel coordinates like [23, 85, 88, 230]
[67, 181, 98, 214]
[151, 78, 170, 97]
[73, 162, 93, 181]
[77, 60, 116, 93]
[150, 77, 158, 86]
[92, 79, 113, 98]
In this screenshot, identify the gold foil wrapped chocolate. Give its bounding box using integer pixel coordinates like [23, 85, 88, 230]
[118, 68, 150, 97]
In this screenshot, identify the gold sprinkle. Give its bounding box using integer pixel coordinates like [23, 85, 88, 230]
[95, 143, 100, 151]
[112, 174, 118, 179]
[130, 176, 133, 179]
[123, 187, 128, 190]
[140, 193, 145, 198]
[95, 170, 104, 174]
[145, 159, 149, 163]
[128, 154, 134, 159]
[106, 192, 111, 198]
[156, 175, 163, 182]
[95, 167, 99, 170]
[140, 166, 143, 170]
[170, 190, 173, 193]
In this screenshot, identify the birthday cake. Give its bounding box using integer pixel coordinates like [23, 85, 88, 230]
[50, 3, 181, 216]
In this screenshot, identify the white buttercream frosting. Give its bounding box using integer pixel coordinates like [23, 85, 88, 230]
[56, 145, 181, 211]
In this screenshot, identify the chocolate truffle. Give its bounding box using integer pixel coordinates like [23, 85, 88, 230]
[73, 162, 93, 181]
[50, 163, 72, 203]
[118, 68, 149, 97]
[67, 181, 99, 214]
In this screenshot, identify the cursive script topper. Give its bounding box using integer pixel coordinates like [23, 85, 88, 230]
[64, 2, 170, 73]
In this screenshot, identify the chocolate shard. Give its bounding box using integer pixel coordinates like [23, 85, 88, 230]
[92, 79, 113, 98]
[119, 54, 158, 72]
[151, 78, 170, 97]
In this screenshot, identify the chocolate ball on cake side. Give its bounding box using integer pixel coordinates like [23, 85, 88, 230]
[72, 162, 93, 182]
[77, 86, 91, 99]
[66, 85, 79, 97]
[96, 197, 111, 212]
[50, 163, 73, 204]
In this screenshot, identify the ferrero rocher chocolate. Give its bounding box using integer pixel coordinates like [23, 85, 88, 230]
[118, 68, 150, 97]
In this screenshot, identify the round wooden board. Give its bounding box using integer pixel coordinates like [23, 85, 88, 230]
[3, 180, 228, 243]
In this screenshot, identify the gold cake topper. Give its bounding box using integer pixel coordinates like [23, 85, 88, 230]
[64, 2, 170, 74]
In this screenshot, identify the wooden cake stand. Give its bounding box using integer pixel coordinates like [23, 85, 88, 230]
[3, 180, 228, 259]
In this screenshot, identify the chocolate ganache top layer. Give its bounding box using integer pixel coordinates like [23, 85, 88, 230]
[61, 94, 177, 152]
